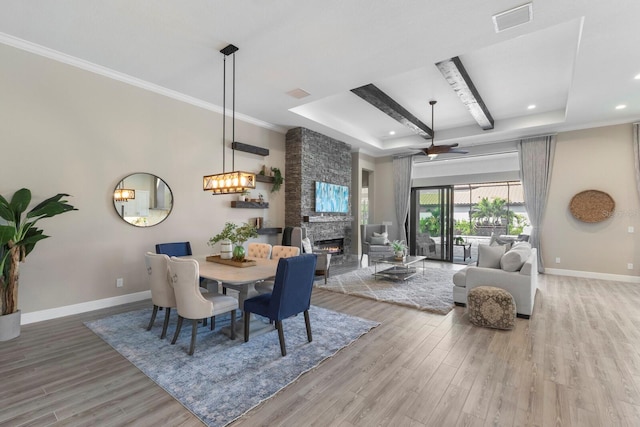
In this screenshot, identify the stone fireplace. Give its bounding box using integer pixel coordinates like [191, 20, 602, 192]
[314, 237, 344, 255]
[285, 127, 352, 256]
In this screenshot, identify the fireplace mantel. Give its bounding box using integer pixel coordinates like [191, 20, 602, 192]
[303, 215, 353, 223]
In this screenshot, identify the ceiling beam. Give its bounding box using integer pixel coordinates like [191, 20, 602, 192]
[436, 56, 494, 130]
[351, 84, 432, 139]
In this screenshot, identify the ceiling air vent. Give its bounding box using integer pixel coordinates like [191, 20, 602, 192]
[492, 3, 533, 33]
[286, 88, 311, 99]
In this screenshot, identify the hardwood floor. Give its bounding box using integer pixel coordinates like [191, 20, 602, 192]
[2, 266, 640, 426]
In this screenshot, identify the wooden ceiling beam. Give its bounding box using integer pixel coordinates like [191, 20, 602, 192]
[436, 56, 495, 130]
[351, 84, 432, 139]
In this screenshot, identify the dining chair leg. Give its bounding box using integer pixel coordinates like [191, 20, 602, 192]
[147, 305, 159, 331]
[171, 315, 184, 344]
[304, 310, 312, 343]
[244, 311, 250, 342]
[230, 310, 236, 340]
[203, 318, 207, 327]
[210, 316, 216, 331]
[276, 320, 286, 356]
[188, 319, 198, 356]
[160, 307, 171, 339]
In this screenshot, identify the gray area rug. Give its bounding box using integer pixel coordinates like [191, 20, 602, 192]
[318, 265, 456, 315]
[85, 306, 378, 427]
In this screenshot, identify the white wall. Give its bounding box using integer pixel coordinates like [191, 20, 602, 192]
[0, 43, 285, 315]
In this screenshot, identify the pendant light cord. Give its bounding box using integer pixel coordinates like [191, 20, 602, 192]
[222, 55, 226, 173]
[232, 52, 236, 171]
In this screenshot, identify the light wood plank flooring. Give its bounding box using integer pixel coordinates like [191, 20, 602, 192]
[2, 266, 640, 426]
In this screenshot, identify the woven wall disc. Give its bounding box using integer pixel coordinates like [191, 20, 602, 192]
[569, 190, 615, 223]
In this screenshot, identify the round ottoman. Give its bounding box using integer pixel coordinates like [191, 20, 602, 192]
[467, 286, 516, 330]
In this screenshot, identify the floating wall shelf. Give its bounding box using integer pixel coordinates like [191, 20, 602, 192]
[232, 142, 269, 156]
[255, 174, 275, 183]
[230, 201, 269, 209]
[256, 227, 283, 235]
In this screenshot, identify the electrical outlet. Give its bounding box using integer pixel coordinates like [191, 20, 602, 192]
[116, 278, 124, 288]
[629, 226, 635, 233]
[628, 263, 634, 270]
[555, 257, 561, 264]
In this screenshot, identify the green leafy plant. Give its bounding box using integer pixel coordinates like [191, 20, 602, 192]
[0, 188, 77, 316]
[208, 222, 258, 247]
[270, 167, 284, 193]
[390, 240, 407, 252]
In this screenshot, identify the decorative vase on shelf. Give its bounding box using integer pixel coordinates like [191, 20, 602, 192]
[220, 239, 233, 259]
[232, 245, 245, 262]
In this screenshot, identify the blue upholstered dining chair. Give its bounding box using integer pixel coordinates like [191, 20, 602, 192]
[155, 242, 192, 257]
[243, 254, 317, 356]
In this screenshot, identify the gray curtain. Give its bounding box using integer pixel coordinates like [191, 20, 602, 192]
[633, 123, 640, 202]
[518, 135, 556, 273]
[393, 156, 413, 242]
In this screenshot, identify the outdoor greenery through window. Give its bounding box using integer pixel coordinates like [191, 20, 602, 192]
[453, 181, 529, 237]
[417, 182, 529, 241]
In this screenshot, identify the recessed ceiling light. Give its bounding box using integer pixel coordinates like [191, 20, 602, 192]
[616, 104, 627, 110]
[389, 131, 396, 135]
[527, 104, 536, 110]
[635, 74, 640, 80]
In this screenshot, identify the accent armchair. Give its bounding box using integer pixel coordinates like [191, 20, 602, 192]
[243, 254, 317, 356]
[360, 224, 394, 261]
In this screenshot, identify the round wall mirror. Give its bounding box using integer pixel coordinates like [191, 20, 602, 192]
[113, 173, 173, 227]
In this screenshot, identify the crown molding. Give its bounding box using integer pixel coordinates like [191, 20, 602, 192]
[0, 32, 286, 134]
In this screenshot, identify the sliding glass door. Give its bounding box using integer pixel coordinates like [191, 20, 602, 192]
[409, 186, 454, 261]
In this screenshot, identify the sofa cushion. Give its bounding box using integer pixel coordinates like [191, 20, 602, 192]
[372, 231, 389, 244]
[477, 244, 505, 269]
[500, 245, 531, 272]
[370, 235, 387, 245]
[301, 237, 313, 254]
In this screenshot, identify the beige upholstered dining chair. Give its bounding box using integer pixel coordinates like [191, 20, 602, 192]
[255, 245, 301, 294]
[168, 257, 239, 355]
[271, 245, 300, 260]
[145, 252, 175, 339]
[247, 242, 272, 259]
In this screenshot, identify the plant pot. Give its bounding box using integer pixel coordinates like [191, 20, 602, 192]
[0, 310, 21, 341]
[232, 245, 246, 262]
[220, 239, 233, 260]
[394, 251, 404, 259]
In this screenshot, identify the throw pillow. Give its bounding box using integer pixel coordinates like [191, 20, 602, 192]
[301, 237, 313, 254]
[489, 233, 512, 251]
[372, 231, 389, 244]
[477, 244, 505, 269]
[370, 236, 387, 245]
[511, 241, 532, 250]
[500, 246, 532, 272]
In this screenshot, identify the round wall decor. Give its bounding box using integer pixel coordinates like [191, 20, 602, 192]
[569, 190, 615, 223]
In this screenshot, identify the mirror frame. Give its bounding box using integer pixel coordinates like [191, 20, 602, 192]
[113, 172, 174, 227]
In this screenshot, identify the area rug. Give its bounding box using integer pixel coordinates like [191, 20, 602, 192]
[85, 306, 378, 427]
[317, 265, 456, 314]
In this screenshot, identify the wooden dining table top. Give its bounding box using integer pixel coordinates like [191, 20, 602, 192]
[191, 255, 278, 285]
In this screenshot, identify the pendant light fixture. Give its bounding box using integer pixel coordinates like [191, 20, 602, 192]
[203, 44, 256, 194]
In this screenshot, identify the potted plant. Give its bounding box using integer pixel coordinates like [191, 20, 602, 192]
[270, 167, 284, 193]
[208, 222, 258, 262]
[238, 189, 250, 202]
[390, 240, 407, 259]
[0, 188, 77, 341]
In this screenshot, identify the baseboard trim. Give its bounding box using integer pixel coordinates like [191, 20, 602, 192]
[21, 291, 151, 325]
[545, 268, 640, 283]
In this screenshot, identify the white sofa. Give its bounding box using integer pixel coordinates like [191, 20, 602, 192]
[452, 246, 538, 318]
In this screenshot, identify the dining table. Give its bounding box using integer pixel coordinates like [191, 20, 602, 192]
[190, 255, 279, 338]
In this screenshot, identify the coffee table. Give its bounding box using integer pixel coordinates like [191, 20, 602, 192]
[373, 255, 426, 281]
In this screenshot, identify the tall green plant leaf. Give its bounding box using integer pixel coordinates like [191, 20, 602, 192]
[0, 194, 12, 222]
[9, 188, 31, 222]
[27, 193, 76, 219]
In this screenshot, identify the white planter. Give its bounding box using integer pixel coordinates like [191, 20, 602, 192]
[220, 239, 233, 259]
[0, 309, 21, 341]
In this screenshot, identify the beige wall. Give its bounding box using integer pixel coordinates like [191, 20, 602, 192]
[542, 124, 640, 276]
[1, 44, 285, 314]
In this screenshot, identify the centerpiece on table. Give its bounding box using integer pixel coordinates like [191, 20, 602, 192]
[208, 222, 258, 263]
[390, 240, 407, 260]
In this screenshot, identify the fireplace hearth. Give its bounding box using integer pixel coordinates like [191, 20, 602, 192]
[314, 238, 344, 256]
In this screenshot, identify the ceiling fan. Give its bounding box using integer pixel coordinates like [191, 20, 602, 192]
[420, 100, 468, 159]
